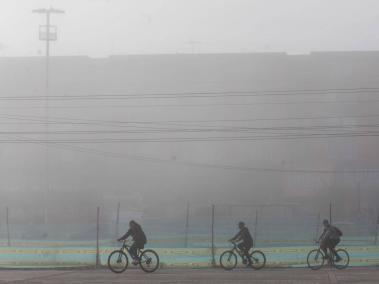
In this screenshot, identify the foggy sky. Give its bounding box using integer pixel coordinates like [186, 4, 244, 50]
[1, 0, 379, 233]
[1, 0, 379, 57]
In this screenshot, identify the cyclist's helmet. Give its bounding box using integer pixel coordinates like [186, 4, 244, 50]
[322, 219, 329, 226]
[238, 221, 245, 228]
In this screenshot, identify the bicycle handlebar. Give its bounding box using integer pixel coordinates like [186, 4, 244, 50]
[229, 241, 237, 248]
[118, 239, 133, 248]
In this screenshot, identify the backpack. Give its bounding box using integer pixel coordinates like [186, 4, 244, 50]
[334, 226, 343, 237]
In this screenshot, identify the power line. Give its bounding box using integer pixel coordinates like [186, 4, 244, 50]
[1, 113, 379, 133]
[2, 86, 379, 100]
[2, 115, 379, 134]
[2, 131, 379, 143]
[2, 113, 379, 125]
[0, 123, 379, 135]
[10, 135, 379, 175]
[1, 99, 379, 109]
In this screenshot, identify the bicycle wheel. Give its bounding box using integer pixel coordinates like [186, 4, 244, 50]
[220, 250, 237, 270]
[307, 249, 325, 270]
[249, 250, 266, 270]
[333, 249, 349, 270]
[108, 250, 128, 273]
[139, 249, 160, 273]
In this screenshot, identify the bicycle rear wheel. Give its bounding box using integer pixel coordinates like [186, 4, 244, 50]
[220, 250, 237, 270]
[108, 250, 128, 273]
[139, 249, 160, 273]
[307, 249, 324, 270]
[249, 250, 266, 270]
[333, 249, 349, 270]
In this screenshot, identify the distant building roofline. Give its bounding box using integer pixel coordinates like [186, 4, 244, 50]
[2, 50, 379, 60]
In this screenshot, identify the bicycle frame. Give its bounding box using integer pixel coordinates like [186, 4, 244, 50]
[307, 241, 349, 271]
[230, 242, 250, 259]
[314, 243, 337, 264]
[220, 241, 266, 270]
[120, 240, 142, 258]
[318, 246, 336, 261]
[109, 240, 159, 273]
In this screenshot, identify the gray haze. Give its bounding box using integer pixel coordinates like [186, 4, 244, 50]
[0, 0, 379, 241]
[1, 53, 379, 231]
[1, 0, 379, 57]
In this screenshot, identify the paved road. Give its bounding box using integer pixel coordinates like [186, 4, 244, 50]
[0, 268, 378, 283]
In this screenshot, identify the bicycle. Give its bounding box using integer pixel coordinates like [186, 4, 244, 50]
[108, 240, 160, 273]
[307, 241, 349, 270]
[220, 241, 266, 270]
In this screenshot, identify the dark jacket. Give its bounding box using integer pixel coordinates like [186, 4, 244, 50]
[232, 227, 253, 244]
[118, 224, 147, 244]
[320, 225, 342, 241]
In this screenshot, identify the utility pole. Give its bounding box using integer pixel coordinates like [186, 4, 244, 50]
[33, 7, 64, 92]
[32, 8, 64, 224]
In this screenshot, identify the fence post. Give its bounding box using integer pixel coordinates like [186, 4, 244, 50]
[375, 208, 379, 245]
[254, 209, 258, 242]
[329, 202, 332, 224]
[6, 207, 10, 247]
[115, 202, 120, 240]
[184, 202, 190, 248]
[211, 204, 216, 267]
[315, 212, 320, 241]
[96, 206, 100, 268]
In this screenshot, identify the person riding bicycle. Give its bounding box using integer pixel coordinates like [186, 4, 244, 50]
[118, 220, 147, 265]
[318, 219, 342, 262]
[228, 221, 253, 265]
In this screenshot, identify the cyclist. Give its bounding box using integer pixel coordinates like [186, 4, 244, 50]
[228, 221, 253, 265]
[318, 219, 342, 262]
[118, 220, 147, 265]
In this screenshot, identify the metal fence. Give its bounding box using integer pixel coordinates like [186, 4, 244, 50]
[0, 202, 378, 268]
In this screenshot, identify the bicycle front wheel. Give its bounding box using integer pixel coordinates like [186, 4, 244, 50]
[139, 249, 160, 273]
[249, 250, 266, 270]
[333, 249, 349, 270]
[307, 249, 325, 270]
[108, 250, 128, 273]
[220, 250, 237, 270]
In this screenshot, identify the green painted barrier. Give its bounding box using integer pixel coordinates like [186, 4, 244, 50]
[0, 245, 378, 268]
